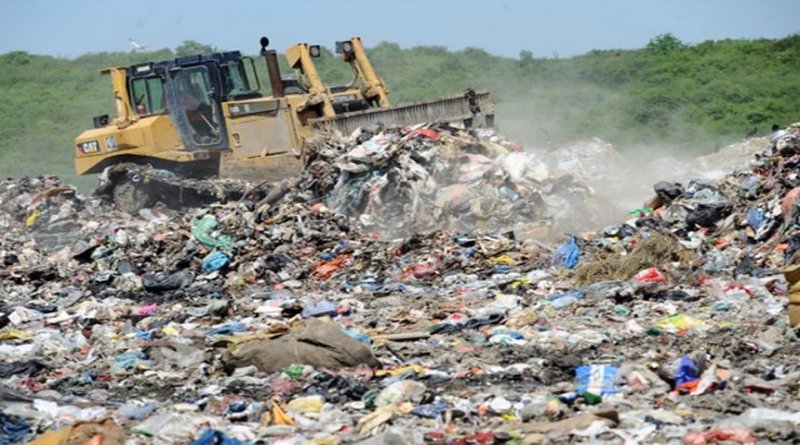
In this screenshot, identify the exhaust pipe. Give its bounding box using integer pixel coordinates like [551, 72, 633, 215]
[260, 37, 284, 98]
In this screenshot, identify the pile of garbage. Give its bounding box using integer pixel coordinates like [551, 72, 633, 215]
[272, 124, 617, 238]
[95, 124, 618, 239]
[1, 124, 800, 445]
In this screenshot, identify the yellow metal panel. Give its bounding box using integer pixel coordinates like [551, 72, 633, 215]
[74, 147, 212, 175]
[219, 103, 305, 182]
[74, 115, 185, 175]
[227, 116, 293, 160]
[283, 95, 315, 146]
[222, 96, 308, 151]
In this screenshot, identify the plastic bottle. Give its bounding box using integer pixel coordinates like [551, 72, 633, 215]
[115, 403, 156, 421]
[551, 295, 579, 309]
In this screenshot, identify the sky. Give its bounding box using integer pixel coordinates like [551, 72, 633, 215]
[0, 0, 797, 59]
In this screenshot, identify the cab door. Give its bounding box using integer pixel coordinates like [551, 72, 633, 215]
[165, 65, 228, 150]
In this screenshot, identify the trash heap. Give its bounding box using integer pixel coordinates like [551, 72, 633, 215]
[290, 124, 613, 237]
[1, 124, 800, 445]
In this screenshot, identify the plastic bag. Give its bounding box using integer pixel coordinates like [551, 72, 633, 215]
[285, 395, 324, 414]
[745, 207, 764, 230]
[633, 267, 666, 283]
[109, 351, 154, 376]
[552, 236, 580, 269]
[189, 430, 250, 445]
[192, 215, 233, 251]
[685, 203, 732, 229]
[575, 365, 619, 395]
[674, 355, 700, 386]
[549, 290, 583, 309]
[654, 181, 683, 202]
[655, 314, 704, 333]
[302, 299, 337, 318]
[142, 270, 195, 292]
[0, 412, 32, 445]
[202, 251, 230, 273]
[683, 428, 756, 445]
[411, 403, 450, 419]
[375, 380, 426, 407]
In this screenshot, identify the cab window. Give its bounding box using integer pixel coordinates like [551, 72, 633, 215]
[222, 58, 261, 99]
[131, 77, 165, 115]
[175, 66, 223, 146]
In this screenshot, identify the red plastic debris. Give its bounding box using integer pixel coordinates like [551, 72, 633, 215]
[405, 128, 440, 140]
[633, 267, 667, 283]
[683, 428, 757, 445]
[400, 263, 438, 281]
[312, 256, 349, 280]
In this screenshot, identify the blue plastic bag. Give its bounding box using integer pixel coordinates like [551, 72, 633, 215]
[302, 299, 337, 318]
[491, 328, 525, 340]
[552, 236, 580, 269]
[205, 322, 247, 338]
[746, 207, 764, 230]
[493, 264, 514, 274]
[189, 430, 250, 445]
[109, 351, 155, 375]
[411, 402, 451, 419]
[674, 355, 700, 386]
[343, 330, 372, 344]
[0, 412, 32, 445]
[202, 251, 230, 273]
[575, 364, 619, 395]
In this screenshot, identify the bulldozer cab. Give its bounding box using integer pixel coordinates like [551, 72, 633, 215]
[168, 65, 226, 148]
[127, 52, 265, 151]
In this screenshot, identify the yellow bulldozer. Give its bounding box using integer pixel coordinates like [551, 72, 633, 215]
[74, 36, 495, 212]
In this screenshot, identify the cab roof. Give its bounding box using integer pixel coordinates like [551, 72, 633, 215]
[125, 51, 244, 77]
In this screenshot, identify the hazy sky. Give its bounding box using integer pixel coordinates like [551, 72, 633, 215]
[1, 0, 797, 59]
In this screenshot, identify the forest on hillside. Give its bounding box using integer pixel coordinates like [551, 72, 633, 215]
[0, 33, 798, 186]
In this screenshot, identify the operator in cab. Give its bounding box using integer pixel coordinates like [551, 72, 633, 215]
[179, 85, 214, 142]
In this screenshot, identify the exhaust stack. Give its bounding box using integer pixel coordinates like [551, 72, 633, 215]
[259, 37, 284, 98]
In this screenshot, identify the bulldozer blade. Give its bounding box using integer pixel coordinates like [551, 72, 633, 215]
[309, 91, 495, 136]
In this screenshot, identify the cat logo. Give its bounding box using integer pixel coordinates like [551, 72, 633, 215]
[77, 140, 100, 154]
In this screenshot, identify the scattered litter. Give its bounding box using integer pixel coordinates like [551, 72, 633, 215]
[2, 122, 800, 444]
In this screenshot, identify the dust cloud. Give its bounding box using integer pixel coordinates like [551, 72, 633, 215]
[494, 99, 744, 235]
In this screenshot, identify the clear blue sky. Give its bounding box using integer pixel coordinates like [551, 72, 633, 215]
[0, 0, 797, 59]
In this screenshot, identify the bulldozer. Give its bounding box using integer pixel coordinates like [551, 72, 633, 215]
[74, 36, 495, 212]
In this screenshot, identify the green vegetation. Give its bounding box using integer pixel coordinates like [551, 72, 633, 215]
[0, 34, 798, 187]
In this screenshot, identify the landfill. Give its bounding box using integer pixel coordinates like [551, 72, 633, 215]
[271, 123, 614, 238]
[1, 122, 799, 445]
